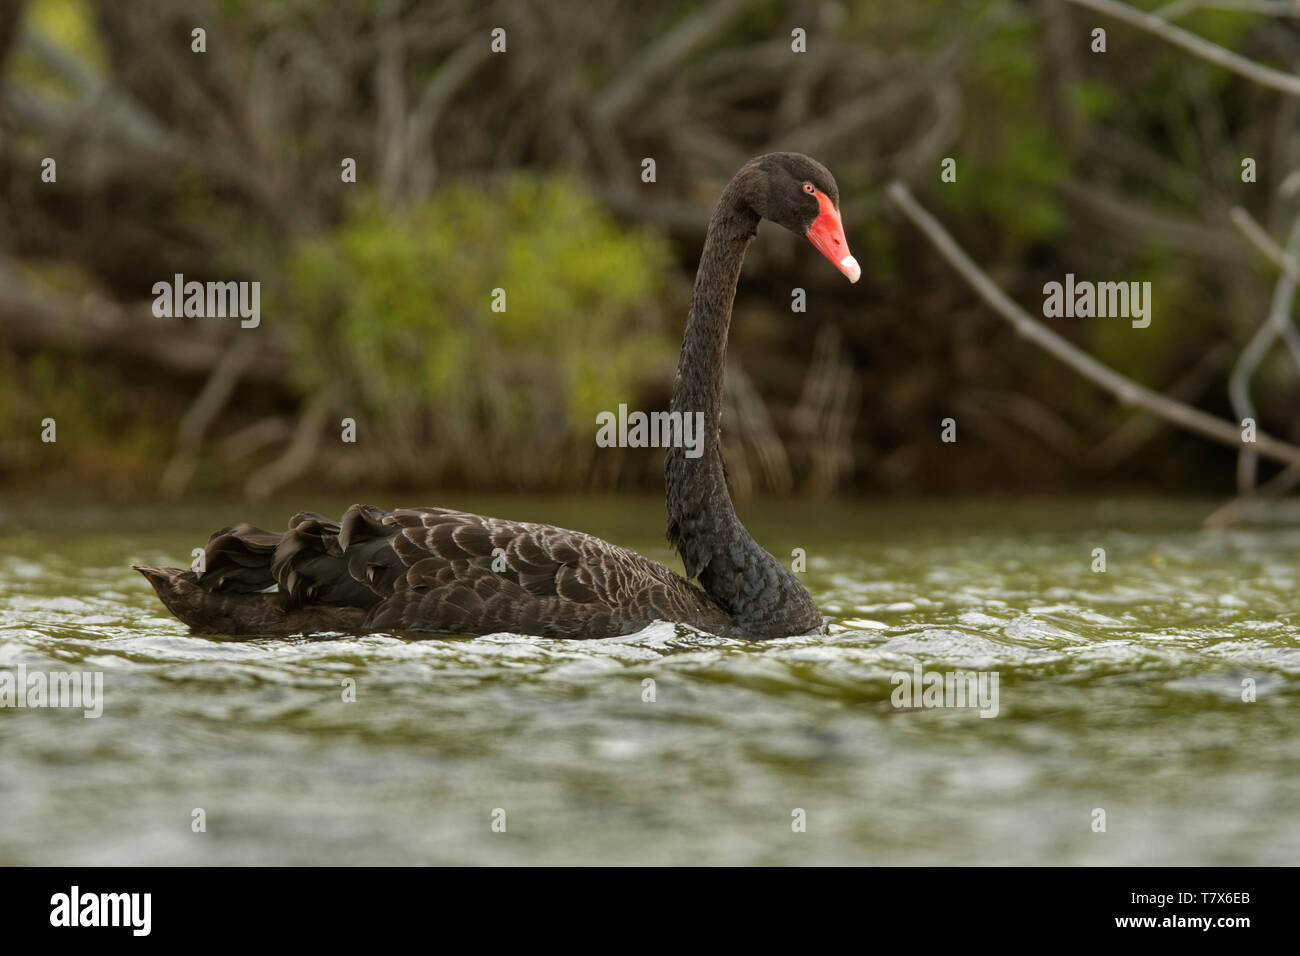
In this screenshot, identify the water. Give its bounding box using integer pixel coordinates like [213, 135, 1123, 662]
[1, 495, 1298, 865]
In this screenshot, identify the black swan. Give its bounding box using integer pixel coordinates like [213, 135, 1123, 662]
[137, 153, 859, 640]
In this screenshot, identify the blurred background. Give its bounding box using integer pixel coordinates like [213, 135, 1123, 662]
[3, 0, 1299, 509]
[7, 0, 1300, 870]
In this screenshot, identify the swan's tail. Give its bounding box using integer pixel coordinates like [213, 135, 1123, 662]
[135, 565, 270, 635]
[134, 514, 376, 635]
[134, 565, 366, 636]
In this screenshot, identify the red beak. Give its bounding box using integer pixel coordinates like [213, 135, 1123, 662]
[805, 192, 860, 283]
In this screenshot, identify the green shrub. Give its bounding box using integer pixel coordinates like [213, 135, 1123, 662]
[285, 175, 675, 472]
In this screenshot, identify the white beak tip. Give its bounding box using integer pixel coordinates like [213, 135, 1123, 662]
[841, 256, 861, 284]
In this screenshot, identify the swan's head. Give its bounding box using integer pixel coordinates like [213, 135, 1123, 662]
[742, 152, 860, 283]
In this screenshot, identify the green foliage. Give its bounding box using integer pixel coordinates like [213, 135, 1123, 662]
[0, 350, 171, 484]
[11, 0, 106, 100]
[1068, 80, 1114, 122]
[285, 176, 675, 458]
[941, 19, 1069, 243]
[1180, 8, 1255, 51]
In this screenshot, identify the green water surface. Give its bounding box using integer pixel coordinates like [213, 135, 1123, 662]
[1, 496, 1296, 865]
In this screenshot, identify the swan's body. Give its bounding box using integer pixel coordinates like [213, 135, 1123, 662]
[140, 505, 749, 639]
[138, 153, 858, 640]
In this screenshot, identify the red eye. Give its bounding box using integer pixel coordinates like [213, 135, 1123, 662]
[803, 182, 816, 194]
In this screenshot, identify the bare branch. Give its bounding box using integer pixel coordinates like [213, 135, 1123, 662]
[1204, 460, 1300, 526]
[886, 181, 1300, 469]
[160, 333, 261, 499]
[244, 389, 337, 502]
[1088, 343, 1231, 469]
[1156, 0, 1300, 20]
[1230, 204, 1300, 282]
[1066, 0, 1300, 96]
[593, 0, 750, 124]
[1059, 179, 1248, 263]
[1227, 205, 1300, 371]
[1227, 207, 1300, 489]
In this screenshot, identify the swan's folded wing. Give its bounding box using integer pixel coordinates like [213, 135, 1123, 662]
[348, 506, 723, 637]
[176, 503, 730, 638]
[198, 524, 284, 593]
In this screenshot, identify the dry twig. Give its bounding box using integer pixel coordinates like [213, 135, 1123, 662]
[887, 181, 1300, 469]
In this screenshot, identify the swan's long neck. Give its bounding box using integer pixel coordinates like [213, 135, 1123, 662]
[665, 187, 821, 638]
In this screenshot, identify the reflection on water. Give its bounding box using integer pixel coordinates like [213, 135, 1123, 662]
[1, 495, 1298, 864]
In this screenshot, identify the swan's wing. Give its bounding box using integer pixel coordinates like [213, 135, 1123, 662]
[211, 503, 722, 638]
[360, 506, 728, 637]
